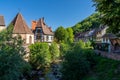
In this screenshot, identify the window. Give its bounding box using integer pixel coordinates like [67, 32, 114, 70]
[36, 28, 42, 33]
[47, 36, 49, 41]
[51, 36, 53, 40]
[35, 27, 43, 41]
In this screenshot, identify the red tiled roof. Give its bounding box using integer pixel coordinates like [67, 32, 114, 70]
[11, 13, 33, 34]
[33, 17, 54, 35]
[110, 38, 120, 46]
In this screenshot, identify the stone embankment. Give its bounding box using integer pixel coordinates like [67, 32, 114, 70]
[94, 50, 120, 60]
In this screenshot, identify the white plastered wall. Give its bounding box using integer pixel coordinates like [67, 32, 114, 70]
[13, 34, 34, 44]
[26, 34, 34, 44]
[0, 26, 6, 32]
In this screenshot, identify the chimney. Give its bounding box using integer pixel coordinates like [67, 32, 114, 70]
[49, 27, 52, 32]
[31, 20, 37, 31]
[40, 17, 44, 22]
[42, 17, 44, 21]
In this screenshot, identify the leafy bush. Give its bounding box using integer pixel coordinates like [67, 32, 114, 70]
[61, 40, 120, 80]
[49, 42, 60, 62]
[95, 58, 120, 80]
[29, 42, 51, 69]
[83, 49, 98, 68]
[59, 42, 71, 57]
[0, 24, 31, 80]
[61, 51, 90, 80]
[61, 42, 91, 80]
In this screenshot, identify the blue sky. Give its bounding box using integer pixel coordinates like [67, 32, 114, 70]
[0, 0, 95, 31]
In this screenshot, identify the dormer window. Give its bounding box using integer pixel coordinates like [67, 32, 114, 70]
[36, 27, 42, 33]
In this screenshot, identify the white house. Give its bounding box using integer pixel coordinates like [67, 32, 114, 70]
[31, 18, 54, 43]
[102, 33, 117, 52]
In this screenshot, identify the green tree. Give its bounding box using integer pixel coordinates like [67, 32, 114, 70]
[61, 42, 90, 80]
[72, 13, 100, 34]
[72, 24, 82, 34]
[92, 0, 120, 34]
[0, 24, 31, 80]
[29, 42, 51, 69]
[85, 40, 92, 48]
[59, 43, 70, 58]
[66, 27, 74, 43]
[49, 42, 60, 63]
[55, 26, 68, 43]
[74, 40, 86, 50]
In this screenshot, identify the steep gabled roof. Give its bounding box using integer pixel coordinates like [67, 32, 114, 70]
[0, 16, 5, 26]
[11, 13, 33, 34]
[110, 38, 120, 46]
[35, 18, 54, 35]
[89, 25, 108, 37]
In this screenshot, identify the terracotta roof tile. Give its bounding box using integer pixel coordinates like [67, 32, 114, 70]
[11, 13, 33, 34]
[110, 38, 120, 46]
[35, 18, 54, 35]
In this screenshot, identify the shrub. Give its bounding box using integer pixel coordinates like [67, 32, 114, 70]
[29, 42, 51, 69]
[49, 42, 60, 62]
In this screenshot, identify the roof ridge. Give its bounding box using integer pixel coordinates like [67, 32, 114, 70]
[13, 13, 19, 33]
[33, 17, 53, 35]
[12, 13, 33, 34]
[20, 13, 27, 34]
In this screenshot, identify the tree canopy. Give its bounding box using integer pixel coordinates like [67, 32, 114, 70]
[72, 12, 101, 34]
[0, 24, 31, 80]
[92, 0, 120, 34]
[49, 42, 60, 63]
[29, 42, 51, 69]
[61, 41, 91, 80]
[54, 26, 68, 43]
[66, 27, 74, 43]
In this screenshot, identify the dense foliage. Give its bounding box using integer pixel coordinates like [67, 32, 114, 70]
[92, 0, 120, 34]
[49, 42, 60, 63]
[83, 56, 120, 80]
[61, 41, 92, 80]
[29, 42, 51, 69]
[61, 40, 120, 80]
[54, 26, 74, 43]
[59, 42, 71, 57]
[54, 26, 68, 43]
[66, 27, 74, 43]
[72, 12, 101, 34]
[0, 24, 31, 80]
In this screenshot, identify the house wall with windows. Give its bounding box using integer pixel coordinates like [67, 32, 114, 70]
[31, 18, 54, 43]
[13, 34, 34, 44]
[44, 35, 53, 42]
[10, 13, 34, 45]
